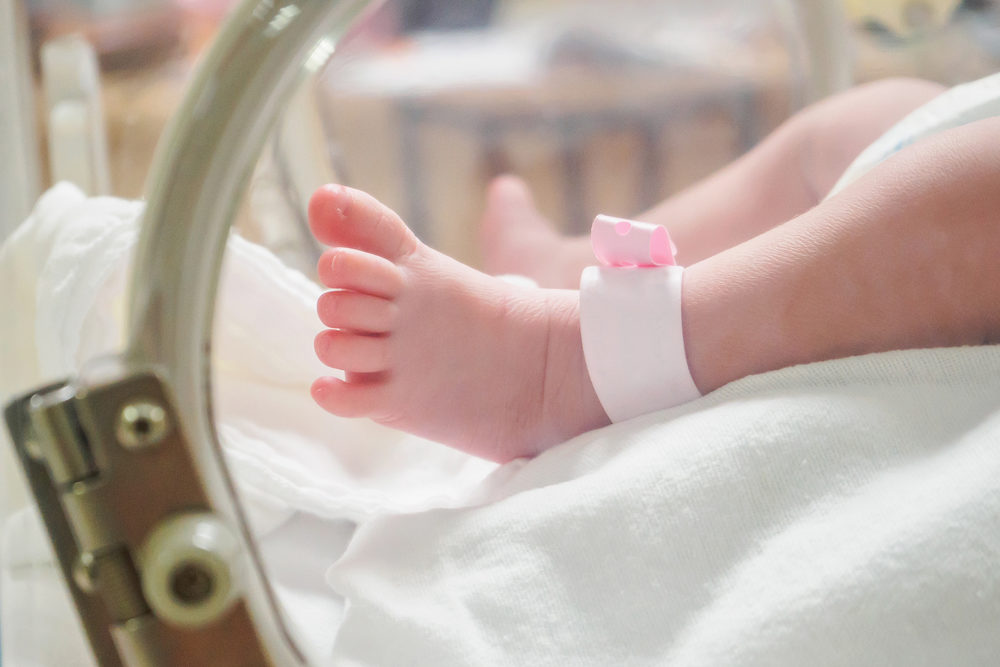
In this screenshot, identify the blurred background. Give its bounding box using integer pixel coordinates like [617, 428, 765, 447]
[3, 0, 1000, 271]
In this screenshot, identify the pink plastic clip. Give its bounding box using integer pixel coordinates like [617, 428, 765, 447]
[590, 215, 676, 267]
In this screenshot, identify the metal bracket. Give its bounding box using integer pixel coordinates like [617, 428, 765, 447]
[4, 370, 272, 666]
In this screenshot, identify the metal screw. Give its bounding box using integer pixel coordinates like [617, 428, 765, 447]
[116, 401, 170, 449]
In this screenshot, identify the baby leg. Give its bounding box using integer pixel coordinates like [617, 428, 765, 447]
[683, 115, 1000, 394]
[310, 115, 999, 461]
[481, 78, 944, 287]
[309, 184, 608, 462]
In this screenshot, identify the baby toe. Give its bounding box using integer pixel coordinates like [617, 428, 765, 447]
[311, 376, 385, 419]
[314, 329, 390, 373]
[317, 247, 404, 298]
[309, 184, 418, 260]
[317, 291, 397, 333]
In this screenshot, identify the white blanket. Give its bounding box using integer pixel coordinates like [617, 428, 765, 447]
[330, 347, 1000, 665]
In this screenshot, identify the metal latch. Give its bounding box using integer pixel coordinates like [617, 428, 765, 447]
[4, 370, 272, 666]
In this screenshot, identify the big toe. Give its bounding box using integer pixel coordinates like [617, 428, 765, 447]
[309, 184, 418, 260]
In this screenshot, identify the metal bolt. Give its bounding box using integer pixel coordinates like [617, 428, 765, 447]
[116, 401, 170, 449]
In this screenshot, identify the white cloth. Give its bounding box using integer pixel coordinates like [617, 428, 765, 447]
[329, 346, 1000, 666]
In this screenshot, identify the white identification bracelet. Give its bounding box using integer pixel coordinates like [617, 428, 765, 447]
[580, 215, 701, 423]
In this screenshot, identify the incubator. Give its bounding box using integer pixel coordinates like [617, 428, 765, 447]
[2, 0, 1000, 664]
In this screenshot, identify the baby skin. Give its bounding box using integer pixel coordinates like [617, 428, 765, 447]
[311, 80, 1000, 463]
[482, 79, 947, 286]
[308, 185, 608, 462]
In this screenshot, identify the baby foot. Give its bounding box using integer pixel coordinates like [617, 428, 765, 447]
[309, 184, 609, 462]
[479, 175, 593, 289]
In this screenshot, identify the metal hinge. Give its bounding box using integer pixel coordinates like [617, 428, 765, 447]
[4, 370, 271, 666]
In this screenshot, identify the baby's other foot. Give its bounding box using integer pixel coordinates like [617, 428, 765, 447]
[309, 184, 608, 462]
[479, 175, 593, 289]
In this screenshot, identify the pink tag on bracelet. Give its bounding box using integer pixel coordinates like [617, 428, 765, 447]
[591, 215, 677, 268]
[581, 215, 698, 423]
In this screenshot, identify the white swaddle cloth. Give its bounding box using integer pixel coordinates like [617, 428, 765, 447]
[2, 71, 1000, 665]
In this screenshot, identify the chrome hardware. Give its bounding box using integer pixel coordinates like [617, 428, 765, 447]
[139, 511, 241, 628]
[4, 370, 270, 666]
[115, 400, 170, 450]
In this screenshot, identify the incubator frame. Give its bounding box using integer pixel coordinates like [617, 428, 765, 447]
[2, 0, 850, 664]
